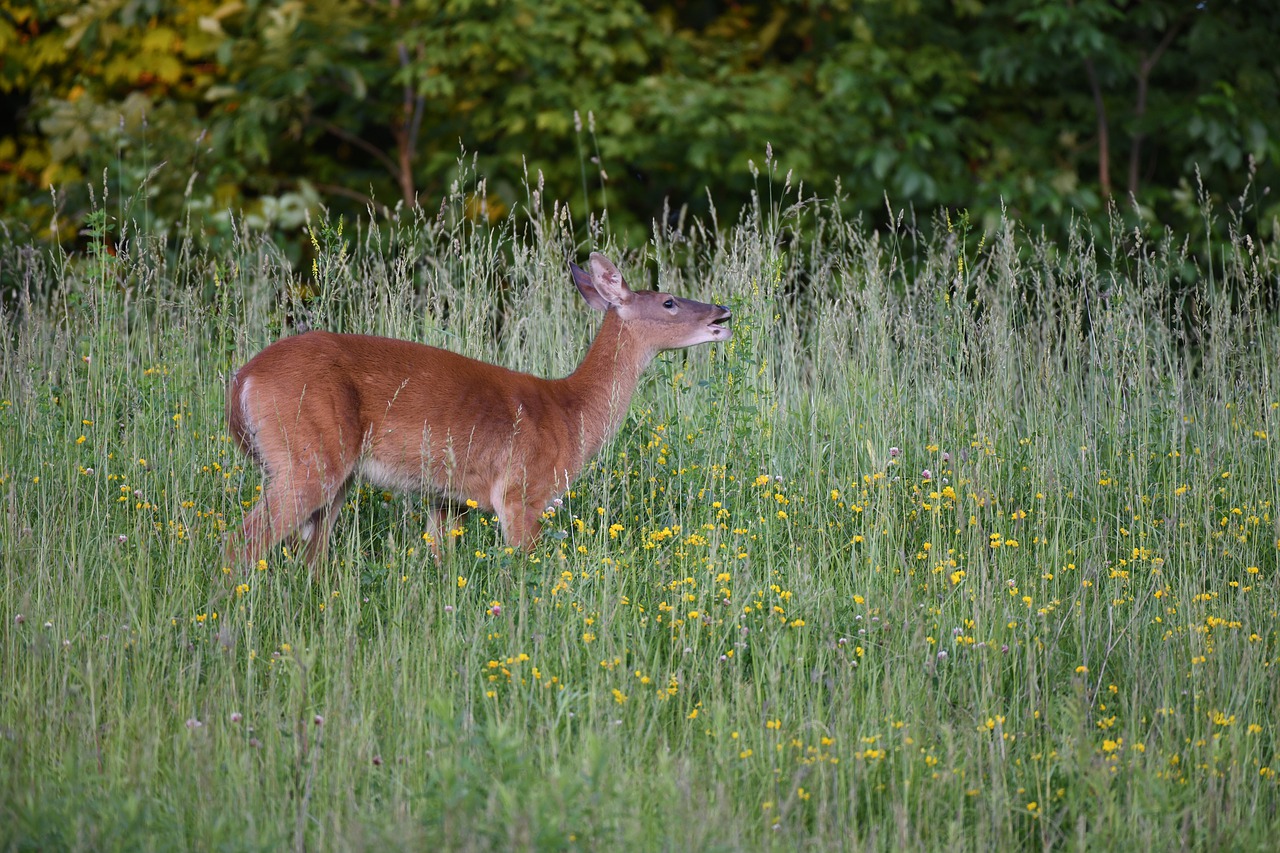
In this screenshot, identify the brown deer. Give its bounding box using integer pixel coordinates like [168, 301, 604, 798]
[224, 252, 731, 568]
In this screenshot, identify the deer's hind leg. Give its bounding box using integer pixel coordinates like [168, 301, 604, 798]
[297, 478, 352, 568]
[225, 376, 362, 573]
[225, 408, 357, 573]
[224, 456, 334, 569]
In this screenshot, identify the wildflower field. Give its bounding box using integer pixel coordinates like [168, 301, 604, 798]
[3, 180, 1279, 850]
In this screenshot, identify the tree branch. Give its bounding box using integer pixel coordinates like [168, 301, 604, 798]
[315, 182, 390, 217]
[316, 119, 403, 184]
[1128, 14, 1190, 196]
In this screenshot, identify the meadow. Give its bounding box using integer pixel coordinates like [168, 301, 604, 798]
[2, 173, 1279, 851]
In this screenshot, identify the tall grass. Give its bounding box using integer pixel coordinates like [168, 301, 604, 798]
[2, 168, 1279, 851]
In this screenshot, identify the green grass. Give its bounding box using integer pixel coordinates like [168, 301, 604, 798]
[2, 182, 1279, 851]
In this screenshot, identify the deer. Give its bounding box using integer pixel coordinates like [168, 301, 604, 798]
[223, 252, 732, 569]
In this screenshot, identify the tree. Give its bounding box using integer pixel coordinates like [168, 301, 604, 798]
[974, 0, 1280, 229]
[1, 0, 1277, 259]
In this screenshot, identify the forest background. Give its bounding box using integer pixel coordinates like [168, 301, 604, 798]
[1, 0, 1278, 262]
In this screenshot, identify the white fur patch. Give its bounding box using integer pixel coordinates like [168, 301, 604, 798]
[238, 376, 260, 453]
[358, 458, 426, 492]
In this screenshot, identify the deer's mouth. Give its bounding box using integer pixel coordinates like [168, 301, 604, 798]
[709, 308, 732, 338]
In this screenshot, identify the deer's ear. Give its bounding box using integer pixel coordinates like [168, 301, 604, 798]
[570, 261, 611, 312]
[587, 253, 632, 307]
[571, 253, 631, 311]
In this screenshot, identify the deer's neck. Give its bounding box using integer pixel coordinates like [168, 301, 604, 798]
[559, 309, 653, 461]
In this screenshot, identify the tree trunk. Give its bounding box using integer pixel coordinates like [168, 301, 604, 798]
[1083, 56, 1112, 199]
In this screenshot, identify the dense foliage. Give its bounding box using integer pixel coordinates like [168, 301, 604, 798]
[2, 0, 1278, 255]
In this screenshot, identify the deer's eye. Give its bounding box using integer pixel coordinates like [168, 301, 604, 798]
[663, 298, 675, 309]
